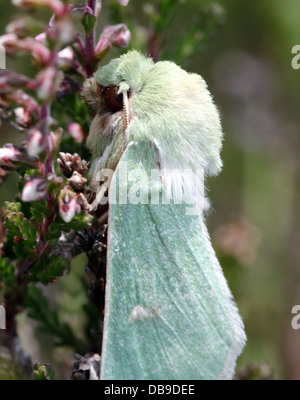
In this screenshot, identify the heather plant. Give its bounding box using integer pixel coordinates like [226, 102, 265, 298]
[0, 0, 230, 380]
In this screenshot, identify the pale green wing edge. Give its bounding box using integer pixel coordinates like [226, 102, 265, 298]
[101, 141, 246, 380]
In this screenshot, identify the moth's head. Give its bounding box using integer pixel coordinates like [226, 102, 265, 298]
[95, 50, 154, 93]
[82, 50, 153, 117]
[82, 51, 154, 158]
[83, 50, 223, 177]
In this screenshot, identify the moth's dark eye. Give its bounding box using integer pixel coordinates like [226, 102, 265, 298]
[103, 86, 123, 113]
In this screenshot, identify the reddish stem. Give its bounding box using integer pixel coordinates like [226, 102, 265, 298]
[38, 103, 55, 240]
[85, 0, 97, 77]
[148, 30, 163, 62]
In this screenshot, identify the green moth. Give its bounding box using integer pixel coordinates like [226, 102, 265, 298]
[83, 50, 246, 380]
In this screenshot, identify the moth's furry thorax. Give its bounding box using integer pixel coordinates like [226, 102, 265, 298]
[83, 50, 224, 201]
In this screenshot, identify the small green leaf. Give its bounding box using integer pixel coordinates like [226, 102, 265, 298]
[0, 257, 16, 286]
[28, 254, 66, 285]
[81, 12, 96, 35]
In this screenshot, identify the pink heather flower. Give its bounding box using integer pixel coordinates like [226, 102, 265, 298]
[27, 128, 46, 156]
[0, 34, 51, 65]
[57, 19, 75, 44]
[68, 123, 84, 143]
[21, 177, 47, 202]
[0, 33, 18, 47]
[0, 71, 35, 93]
[37, 67, 55, 100]
[23, 39, 51, 64]
[48, 128, 63, 154]
[95, 24, 131, 55]
[6, 17, 29, 37]
[59, 187, 81, 223]
[58, 46, 74, 61]
[0, 73, 15, 94]
[14, 107, 32, 128]
[0, 145, 23, 167]
[36, 66, 63, 100]
[57, 46, 75, 69]
[109, 25, 131, 48]
[36, 19, 75, 45]
[95, 0, 102, 16]
[12, 0, 65, 17]
[27, 128, 61, 157]
[9, 90, 39, 114]
[49, 14, 56, 28]
[94, 36, 110, 57]
[35, 32, 47, 44]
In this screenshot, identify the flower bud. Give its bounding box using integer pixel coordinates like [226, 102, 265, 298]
[27, 128, 46, 156]
[0, 33, 17, 47]
[0, 34, 51, 65]
[14, 107, 32, 129]
[57, 152, 89, 178]
[68, 171, 87, 192]
[59, 187, 81, 223]
[51, 128, 63, 152]
[36, 66, 63, 100]
[12, 0, 65, 17]
[95, 24, 131, 56]
[68, 123, 84, 143]
[94, 37, 110, 58]
[21, 177, 47, 202]
[57, 46, 75, 69]
[0, 144, 23, 168]
[35, 32, 47, 44]
[108, 24, 131, 48]
[56, 18, 75, 44]
[6, 17, 32, 38]
[0, 71, 34, 94]
[9, 90, 39, 114]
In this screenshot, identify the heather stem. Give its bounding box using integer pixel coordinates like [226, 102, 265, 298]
[40, 103, 55, 175]
[39, 103, 55, 240]
[40, 102, 50, 120]
[85, 0, 97, 77]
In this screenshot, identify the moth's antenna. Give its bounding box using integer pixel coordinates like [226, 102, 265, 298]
[122, 90, 129, 148]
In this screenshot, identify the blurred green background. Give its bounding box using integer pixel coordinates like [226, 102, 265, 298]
[0, 0, 300, 379]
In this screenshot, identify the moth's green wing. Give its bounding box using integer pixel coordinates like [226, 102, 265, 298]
[101, 142, 246, 380]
